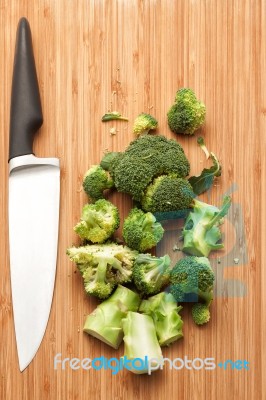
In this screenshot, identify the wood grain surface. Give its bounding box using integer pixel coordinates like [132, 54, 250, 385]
[0, 1, 265, 399]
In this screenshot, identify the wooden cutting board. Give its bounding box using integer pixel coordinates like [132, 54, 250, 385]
[0, 1, 265, 399]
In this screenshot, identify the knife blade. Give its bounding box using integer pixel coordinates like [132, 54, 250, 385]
[8, 18, 60, 371]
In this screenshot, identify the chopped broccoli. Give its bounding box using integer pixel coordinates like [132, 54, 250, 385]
[141, 175, 195, 213]
[167, 88, 206, 135]
[74, 199, 120, 243]
[102, 111, 128, 121]
[111, 135, 190, 201]
[170, 256, 215, 325]
[133, 113, 158, 136]
[182, 196, 231, 257]
[83, 165, 114, 201]
[188, 151, 222, 195]
[122, 312, 163, 374]
[132, 254, 171, 295]
[139, 292, 183, 346]
[197, 136, 210, 159]
[83, 285, 140, 349]
[191, 303, 210, 325]
[66, 243, 138, 299]
[122, 208, 164, 252]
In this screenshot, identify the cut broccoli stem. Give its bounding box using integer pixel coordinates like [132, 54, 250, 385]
[102, 111, 129, 121]
[139, 292, 183, 346]
[83, 285, 140, 349]
[122, 312, 163, 374]
[197, 137, 210, 159]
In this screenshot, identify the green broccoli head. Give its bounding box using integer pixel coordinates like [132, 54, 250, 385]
[132, 253, 171, 295]
[191, 303, 211, 325]
[66, 243, 138, 299]
[74, 199, 120, 243]
[139, 292, 183, 346]
[182, 196, 231, 257]
[167, 88, 206, 135]
[122, 208, 164, 252]
[82, 165, 114, 200]
[112, 135, 190, 201]
[170, 256, 215, 306]
[141, 175, 195, 213]
[133, 113, 158, 136]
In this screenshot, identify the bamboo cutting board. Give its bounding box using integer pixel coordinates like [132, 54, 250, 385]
[0, 1, 265, 399]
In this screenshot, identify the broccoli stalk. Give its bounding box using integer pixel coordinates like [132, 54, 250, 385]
[83, 285, 140, 349]
[139, 292, 183, 346]
[74, 199, 120, 243]
[122, 208, 164, 252]
[83, 165, 114, 201]
[122, 312, 163, 374]
[170, 256, 215, 325]
[197, 136, 210, 159]
[66, 243, 138, 299]
[133, 113, 158, 136]
[102, 111, 128, 121]
[167, 88, 206, 135]
[132, 254, 171, 295]
[182, 196, 231, 257]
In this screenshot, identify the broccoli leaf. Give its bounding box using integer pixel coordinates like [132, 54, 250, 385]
[188, 152, 221, 195]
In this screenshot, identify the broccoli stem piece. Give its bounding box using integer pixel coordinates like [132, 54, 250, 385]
[122, 312, 163, 374]
[83, 285, 140, 349]
[102, 111, 129, 121]
[197, 137, 210, 159]
[139, 292, 183, 346]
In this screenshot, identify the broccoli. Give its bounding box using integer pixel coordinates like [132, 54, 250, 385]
[188, 151, 222, 196]
[167, 88, 206, 135]
[197, 136, 210, 159]
[182, 196, 231, 257]
[122, 208, 164, 252]
[74, 199, 120, 243]
[191, 303, 210, 325]
[133, 113, 158, 136]
[122, 312, 163, 374]
[83, 285, 140, 349]
[110, 135, 190, 201]
[139, 292, 183, 346]
[132, 253, 171, 295]
[82, 165, 114, 201]
[141, 175, 195, 213]
[66, 243, 138, 299]
[101, 111, 128, 121]
[170, 256, 215, 324]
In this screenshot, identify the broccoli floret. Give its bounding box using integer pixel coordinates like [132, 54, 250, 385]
[83, 165, 114, 201]
[167, 88, 206, 135]
[112, 135, 190, 201]
[133, 113, 158, 136]
[170, 256, 214, 307]
[122, 312, 163, 374]
[122, 208, 164, 252]
[132, 254, 171, 295]
[197, 136, 210, 159]
[101, 111, 128, 121]
[141, 175, 195, 213]
[182, 196, 231, 257]
[84, 285, 141, 349]
[191, 303, 211, 325]
[139, 292, 183, 346]
[66, 243, 138, 299]
[74, 199, 120, 243]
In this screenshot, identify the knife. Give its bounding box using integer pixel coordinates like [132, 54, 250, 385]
[8, 18, 60, 371]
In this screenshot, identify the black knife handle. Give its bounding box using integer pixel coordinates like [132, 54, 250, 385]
[9, 18, 43, 161]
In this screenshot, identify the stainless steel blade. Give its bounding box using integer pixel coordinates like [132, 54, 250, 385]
[9, 154, 60, 371]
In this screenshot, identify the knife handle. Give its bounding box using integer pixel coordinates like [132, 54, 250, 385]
[9, 18, 43, 161]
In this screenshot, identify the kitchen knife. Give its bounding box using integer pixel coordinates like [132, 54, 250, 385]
[8, 18, 60, 371]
